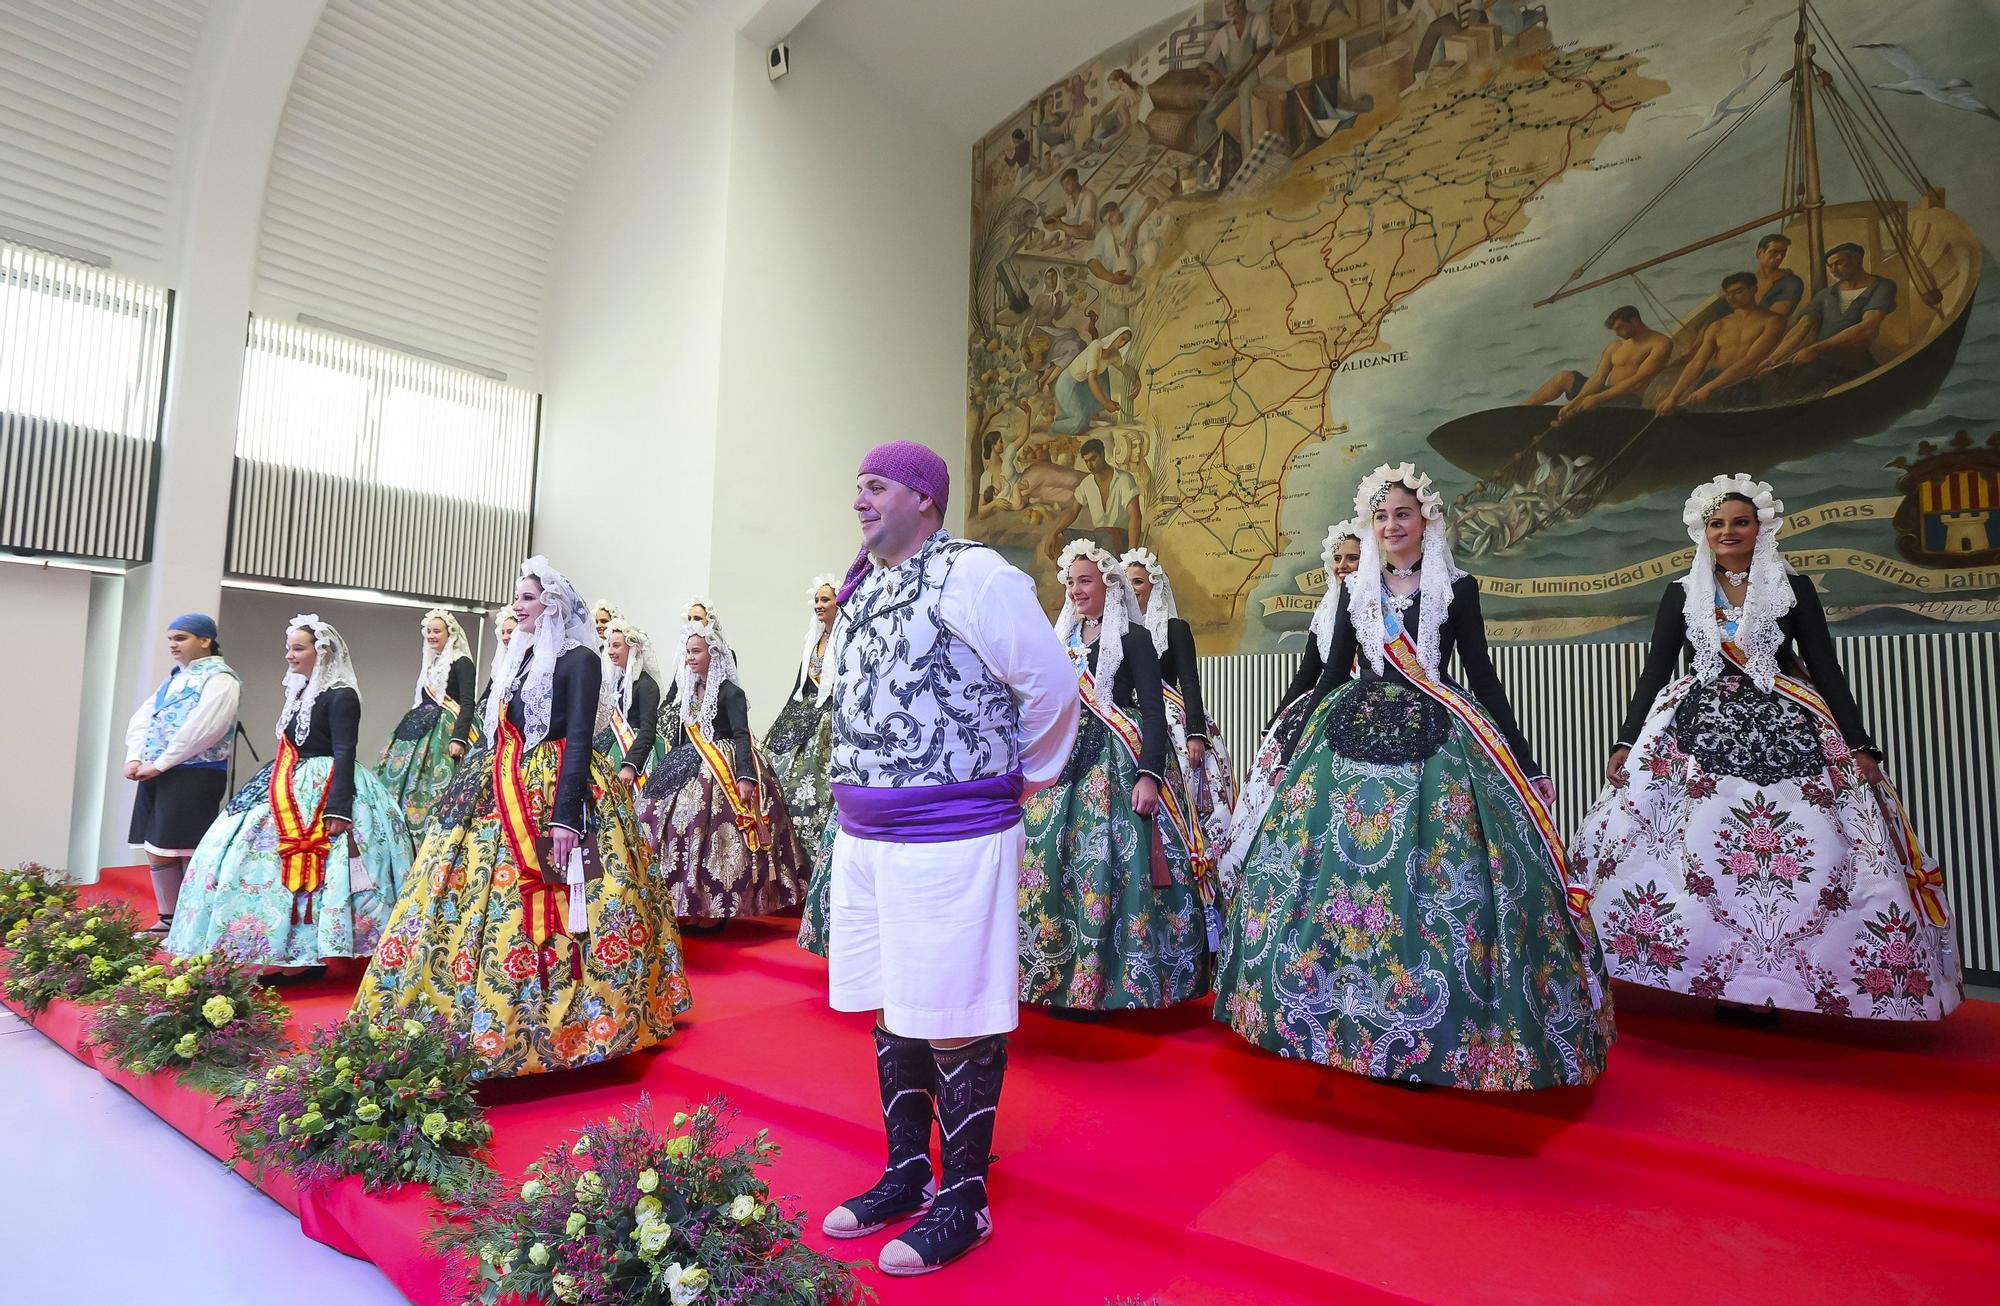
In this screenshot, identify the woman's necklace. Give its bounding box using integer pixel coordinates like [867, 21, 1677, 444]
[1386, 559, 1421, 579]
[1717, 565, 1750, 587]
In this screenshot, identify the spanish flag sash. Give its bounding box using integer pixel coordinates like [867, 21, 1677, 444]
[1075, 667, 1217, 912]
[271, 735, 331, 924]
[493, 716, 574, 978]
[1379, 632, 1600, 965]
[687, 721, 767, 852]
[1718, 641, 1948, 927]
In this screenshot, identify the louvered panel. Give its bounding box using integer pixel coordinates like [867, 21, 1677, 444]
[227, 316, 536, 606]
[255, 0, 694, 380]
[0, 0, 206, 265]
[0, 242, 169, 561]
[1200, 634, 2000, 984]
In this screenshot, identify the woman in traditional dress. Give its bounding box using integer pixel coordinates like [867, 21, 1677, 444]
[355, 558, 688, 1078]
[771, 576, 842, 956]
[168, 616, 410, 982]
[124, 613, 242, 939]
[1122, 547, 1235, 856]
[1216, 517, 1362, 893]
[452, 607, 515, 754]
[599, 618, 668, 789]
[1577, 475, 1961, 1021]
[378, 609, 475, 840]
[1214, 465, 1613, 1089]
[642, 621, 809, 931]
[1019, 540, 1213, 1012]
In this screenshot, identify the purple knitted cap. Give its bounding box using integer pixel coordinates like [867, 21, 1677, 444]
[857, 440, 949, 517]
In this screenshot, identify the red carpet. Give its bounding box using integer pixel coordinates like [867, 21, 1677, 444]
[7, 866, 1999, 1305]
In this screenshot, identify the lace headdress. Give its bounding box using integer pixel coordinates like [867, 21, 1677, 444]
[1307, 517, 1363, 662]
[1053, 538, 1134, 713]
[798, 573, 840, 691]
[278, 614, 359, 744]
[1680, 474, 1795, 691]
[1118, 547, 1177, 656]
[1345, 462, 1463, 678]
[485, 556, 599, 748]
[674, 620, 741, 740]
[412, 609, 472, 708]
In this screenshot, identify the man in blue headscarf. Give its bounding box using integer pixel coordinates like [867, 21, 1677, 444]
[122, 613, 240, 937]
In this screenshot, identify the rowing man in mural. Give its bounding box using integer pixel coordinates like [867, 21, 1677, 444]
[1523, 305, 1674, 423]
[1654, 273, 1786, 414]
[1758, 242, 1898, 395]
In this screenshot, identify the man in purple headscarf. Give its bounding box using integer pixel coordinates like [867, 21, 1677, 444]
[818, 440, 1078, 1276]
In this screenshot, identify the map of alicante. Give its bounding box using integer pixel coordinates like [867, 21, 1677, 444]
[967, 4, 1663, 647]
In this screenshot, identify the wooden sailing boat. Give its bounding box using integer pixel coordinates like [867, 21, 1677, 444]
[1427, 1, 1982, 547]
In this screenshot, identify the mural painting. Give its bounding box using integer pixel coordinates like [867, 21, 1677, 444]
[966, 0, 2000, 646]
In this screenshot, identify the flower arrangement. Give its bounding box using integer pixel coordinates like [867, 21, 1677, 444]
[1, 898, 153, 1014]
[88, 952, 292, 1094]
[230, 1006, 494, 1198]
[432, 1097, 870, 1306]
[0, 863, 76, 937]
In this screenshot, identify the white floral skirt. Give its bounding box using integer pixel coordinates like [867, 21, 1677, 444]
[1575, 672, 1961, 1020]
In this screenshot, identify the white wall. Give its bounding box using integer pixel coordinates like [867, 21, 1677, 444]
[535, 0, 970, 728]
[708, 12, 970, 720]
[532, 0, 757, 647]
[0, 563, 93, 870]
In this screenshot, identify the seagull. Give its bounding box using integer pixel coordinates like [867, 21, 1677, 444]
[1687, 61, 1770, 137]
[1856, 43, 2000, 122]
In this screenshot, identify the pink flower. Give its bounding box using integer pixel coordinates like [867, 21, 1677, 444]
[1725, 851, 1759, 877]
[1881, 939, 1916, 969]
[1361, 902, 1389, 932]
[1769, 854, 1801, 882]
[1860, 967, 1893, 997]
[1629, 907, 1660, 939]
[1906, 970, 1932, 999]
[1648, 943, 1678, 969]
[1611, 934, 1639, 960]
[1330, 896, 1362, 927]
[1745, 824, 1780, 853]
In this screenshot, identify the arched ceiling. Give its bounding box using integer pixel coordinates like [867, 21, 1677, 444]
[254, 0, 698, 381]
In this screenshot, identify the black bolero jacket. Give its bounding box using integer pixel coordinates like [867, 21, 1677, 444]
[1082, 627, 1170, 780]
[668, 679, 755, 778]
[1614, 574, 1878, 756]
[1310, 575, 1544, 778]
[619, 671, 661, 771]
[288, 685, 360, 822]
[503, 645, 601, 833]
[1155, 616, 1209, 740]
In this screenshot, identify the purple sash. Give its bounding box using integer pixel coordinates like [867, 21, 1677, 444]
[834, 771, 1025, 843]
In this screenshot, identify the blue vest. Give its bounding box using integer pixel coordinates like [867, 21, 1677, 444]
[142, 656, 238, 769]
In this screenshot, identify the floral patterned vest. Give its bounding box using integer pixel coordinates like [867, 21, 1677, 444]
[830, 531, 1022, 788]
[142, 656, 238, 769]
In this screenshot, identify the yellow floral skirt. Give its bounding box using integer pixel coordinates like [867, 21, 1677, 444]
[353, 740, 690, 1078]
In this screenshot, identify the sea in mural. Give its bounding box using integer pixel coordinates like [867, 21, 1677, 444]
[965, 0, 2000, 648]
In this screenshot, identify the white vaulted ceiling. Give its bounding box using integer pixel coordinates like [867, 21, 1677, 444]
[0, 0, 208, 267]
[255, 0, 698, 381]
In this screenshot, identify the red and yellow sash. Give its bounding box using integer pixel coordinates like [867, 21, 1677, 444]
[687, 722, 767, 852]
[493, 716, 570, 956]
[1718, 641, 1947, 927]
[272, 735, 331, 923]
[1380, 632, 1589, 926]
[1076, 667, 1216, 908]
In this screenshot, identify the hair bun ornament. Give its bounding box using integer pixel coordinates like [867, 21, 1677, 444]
[1681, 473, 1784, 534]
[1352, 462, 1444, 522]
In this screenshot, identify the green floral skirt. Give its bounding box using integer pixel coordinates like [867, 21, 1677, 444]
[1214, 679, 1614, 1089]
[796, 816, 838, 957]
[1019, 715, 1209, 1011]
[378, 702, 462, 841]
